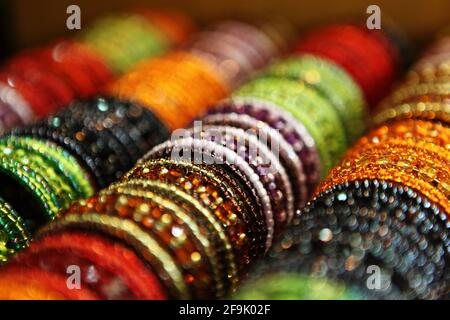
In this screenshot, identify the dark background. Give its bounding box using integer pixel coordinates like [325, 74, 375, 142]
[0, 0, 449, 59]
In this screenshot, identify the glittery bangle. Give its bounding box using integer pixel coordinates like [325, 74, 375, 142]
[200, 112, 308, 213]
[91, 188, 220, 299]
[1, 146, 79, 209]
[143, 138, 273, 250]
[186, 125, 294, 233]
[316, 140, 450, 215]
[264, 54, 368, 143]
[0, 157, 65, 228]
[378, 82, 450, 110]
[81, 14, 169, 73]
[0, 136, 94, 198]
[352, 119, 450, 151]
[105, 178, 238, 295]
[207, 97, 321, 193]
[235, 77, 347, 174]
[111, 51, 229, 130]
[0, 197, 30, 263]
[15, 231, 167, 300]
[38, 211, 189, 299]
[124, 158, 260, 267]
[260, 179, 449, 299]
[372, 102, 450, 126]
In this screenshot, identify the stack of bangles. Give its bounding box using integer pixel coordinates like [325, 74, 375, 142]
[235, 28, 450, 300]
[0, 9, 194, 135]
[0, 20, 289, 269]
[0, 23, 406, 300]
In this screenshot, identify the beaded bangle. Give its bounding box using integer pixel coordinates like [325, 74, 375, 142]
[378, 82, 450, 110]
[125, 158, 260, 266]
[207, 97, 321, 193]
[111, 51, 229, 130]
[264, 54, 367, 143]
[187, 125, 294, 233]
[81, 14, 169, 73]
[372, 102, 450, 126]
[235, 77, 347, 174]
[352, 119, 450, 151]
[1, 146, 79, 209]
[0, 197, 30, 263]
[106, 178, 238, 295]
[316, 140, 450, 215]
[15, 231, 167, 300]
[144, 138, 273, 250]
[0, 157, 65, 228]
[90, 188, 220, 299]
[0, 136, 94, 198]
[200, 112, 308, 213]
[253, 179, 449, 299]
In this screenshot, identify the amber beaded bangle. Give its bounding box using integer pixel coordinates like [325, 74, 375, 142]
[316, 139, 450, 214]
[66, 192, 218, 299]
[105, 178, 238, 295]
[124, 158, 259, 266]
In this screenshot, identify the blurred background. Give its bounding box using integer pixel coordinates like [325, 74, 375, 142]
[0, 0, 449, 60]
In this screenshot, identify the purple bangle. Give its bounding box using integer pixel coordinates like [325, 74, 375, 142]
[200, 112, 307, 219]
[206, 97, 322, 194]
[187, 125, 294, 234]
[142, 137, 274, 251]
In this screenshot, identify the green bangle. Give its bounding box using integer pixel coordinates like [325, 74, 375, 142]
[1, 147, 78, 209]
[235, 77, 347, 174]
[233, 273, 362, 300]
[81, 14, 169, 73]
[0, 136, 94, 198]
[264, 55, 367, 143]
[0, 156, 63, 224]
[0, 196, 30, 264]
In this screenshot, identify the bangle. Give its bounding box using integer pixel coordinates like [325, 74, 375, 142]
[378, 82, 450, 110]
[110, 51, 229, 130]
[352, 119, 450, 151]
[143, 137, 273, 250]
[316, 140, 450, 215]
[207, 97, 321, 193]
[372, 102, 450, 126]
[14, 231, 167, 300]
[264, 54, 368, 143]
[257, 179, 449, 299]
[80, 14, 169, 73]
[235, 77, 347, 174]
[0, 136, 94, 198]
[106, 178, 238, 296]
[92, 188, 221, 299]
[125, 158, 262, 267]
[186, 125, 294, 234]
[0, 196, 30, 263]
[39, 211, 189, 299]
[200, 112, 308, 213]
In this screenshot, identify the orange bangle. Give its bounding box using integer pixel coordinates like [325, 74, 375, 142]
[316, 139, 450, 215]
[354, 119, 450, 151]
[110, 51, 229, 130]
